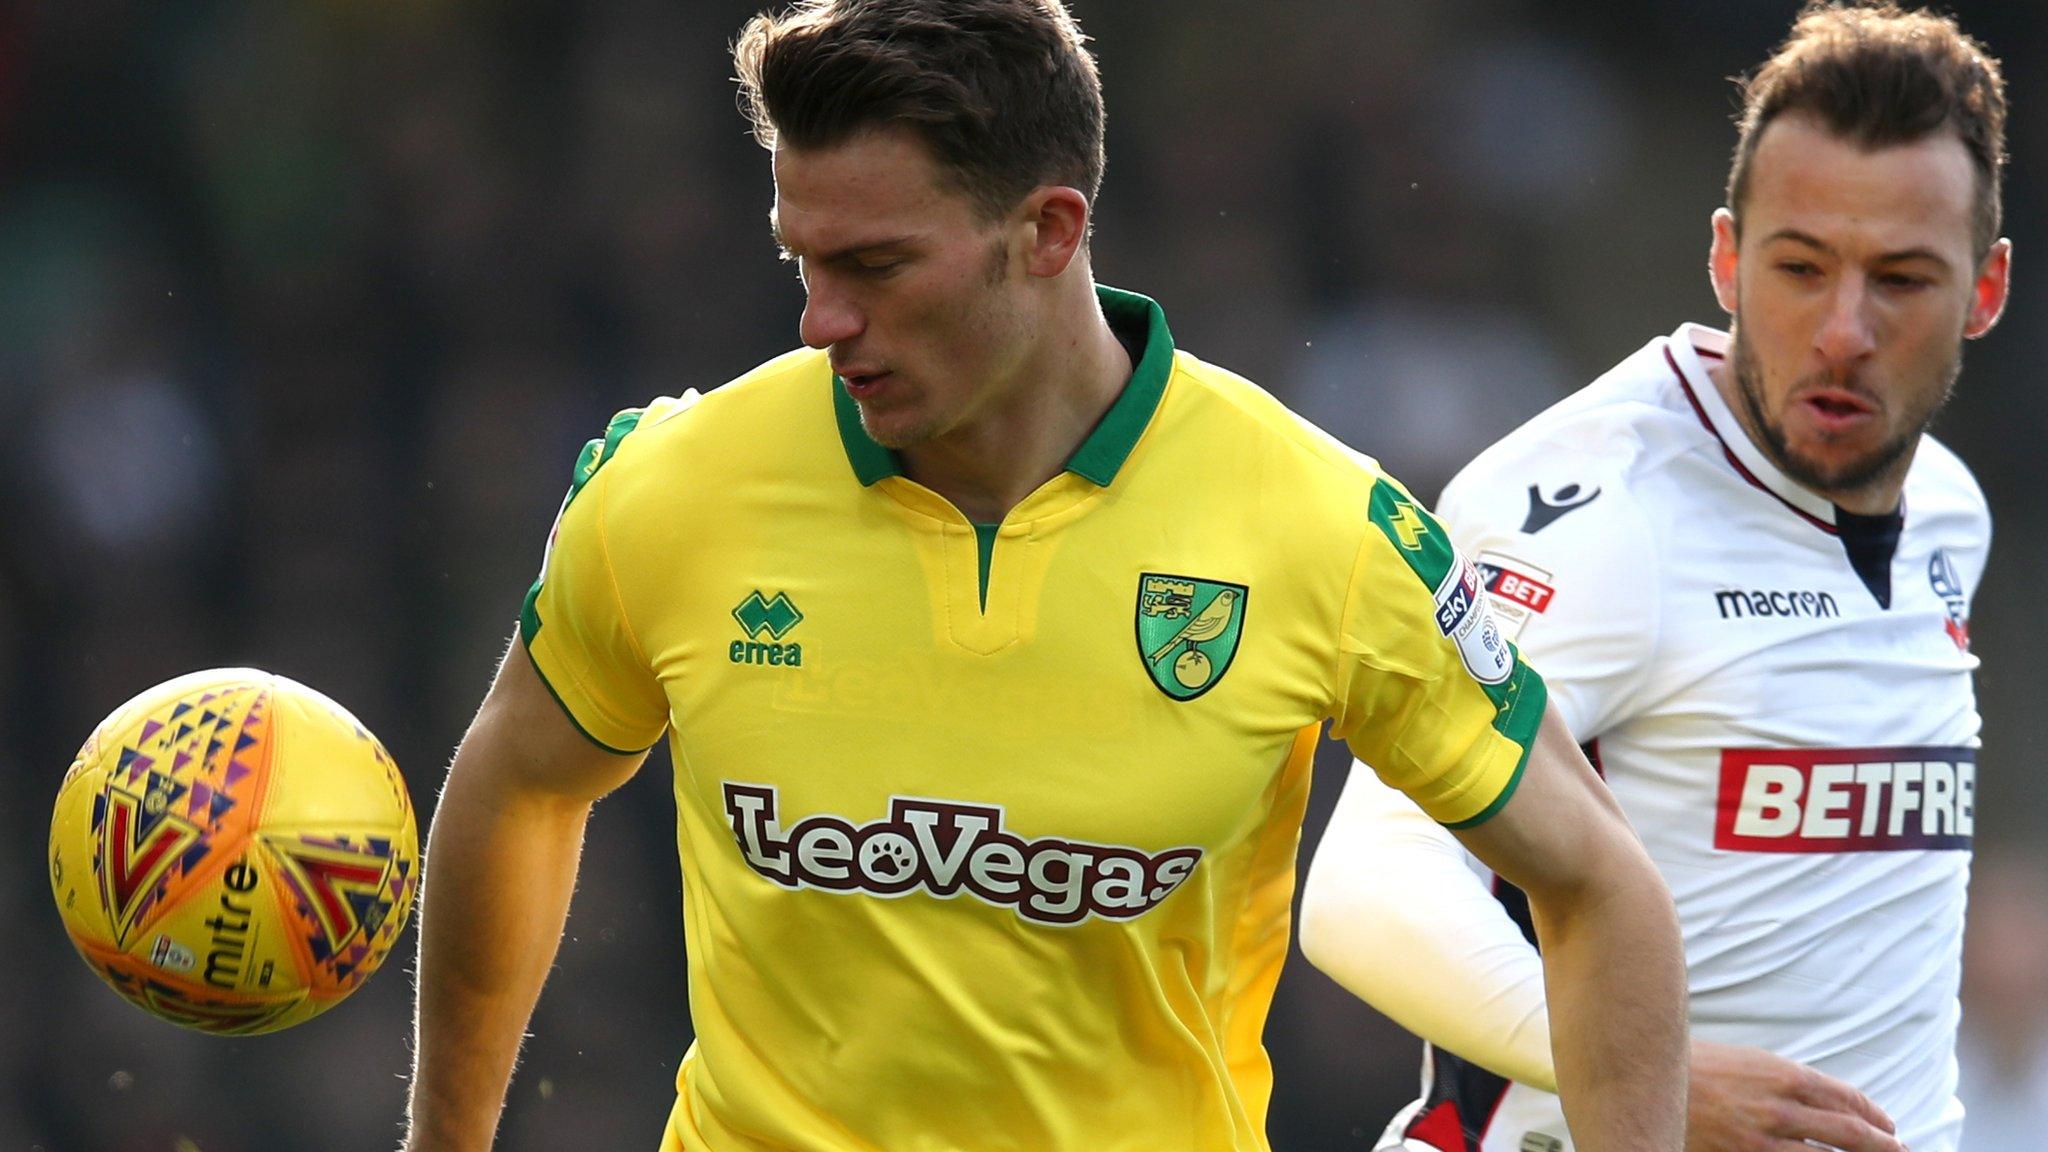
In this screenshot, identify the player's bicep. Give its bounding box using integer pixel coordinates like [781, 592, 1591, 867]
[1449, 703, 1639, 906]
[456, 636, 650, 805]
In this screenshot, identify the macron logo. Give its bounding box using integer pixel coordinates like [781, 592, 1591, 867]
[1715, 747, 1974, 853]
[1520, 483, 1600, 534]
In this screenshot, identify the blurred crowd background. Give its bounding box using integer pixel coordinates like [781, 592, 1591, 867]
[4, 1, 2047, 1149]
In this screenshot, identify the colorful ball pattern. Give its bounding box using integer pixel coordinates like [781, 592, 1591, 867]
[49, 669, 419, 1035]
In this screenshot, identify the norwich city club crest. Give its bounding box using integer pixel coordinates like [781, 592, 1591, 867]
[1135, 573, 1248, 700]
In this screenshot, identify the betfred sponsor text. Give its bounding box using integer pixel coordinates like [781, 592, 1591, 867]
[1715, 747, 1974, 852]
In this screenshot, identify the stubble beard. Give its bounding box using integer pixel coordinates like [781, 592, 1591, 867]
[1727, 321, 1960, 501]
[858, 236, 1017, 452]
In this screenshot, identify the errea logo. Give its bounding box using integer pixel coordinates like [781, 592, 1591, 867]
[731, 590, 804, 667]
[1386, 502, 1431, 550]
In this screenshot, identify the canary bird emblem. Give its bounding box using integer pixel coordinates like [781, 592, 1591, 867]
[1136, 574, 1249, 700]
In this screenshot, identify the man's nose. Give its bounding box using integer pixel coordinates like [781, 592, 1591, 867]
[1814, 277, 1878, 367]
[800, 280, 864, 350]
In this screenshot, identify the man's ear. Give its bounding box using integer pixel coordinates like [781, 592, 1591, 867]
[1018, 186, 1090, 279]
[1709, 207, 1740, 317]
[1965, 237, 2012, 339]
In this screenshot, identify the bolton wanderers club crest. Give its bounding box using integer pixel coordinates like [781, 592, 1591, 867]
[1136, 573, 1248, 700]
[1929, 549, 1969, 651]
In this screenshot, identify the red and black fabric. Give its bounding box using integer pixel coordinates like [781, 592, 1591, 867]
[1395, 749, 1595, 1150]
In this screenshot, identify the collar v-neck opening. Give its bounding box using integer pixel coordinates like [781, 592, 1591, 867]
[1836, 505, 1905, 608]
[833, 284, 1175, 489]
[1665, 325, 1839, 535]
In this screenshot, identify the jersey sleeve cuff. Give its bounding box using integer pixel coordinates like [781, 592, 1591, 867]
[1443, 664, 1548, 830]
[1442, 749, 1528, 831]
[519, 621, 665, 756]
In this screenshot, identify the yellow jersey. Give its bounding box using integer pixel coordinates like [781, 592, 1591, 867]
[519, 287, 1546, 1151]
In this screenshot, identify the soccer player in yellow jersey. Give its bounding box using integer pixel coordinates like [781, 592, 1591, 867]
[403, 3, 1687, 1150]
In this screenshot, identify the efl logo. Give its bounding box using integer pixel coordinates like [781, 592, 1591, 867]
[1433, 556, 1514, 685]
[1715, 747, 1974, 853]
[723, 784, 1203, 926]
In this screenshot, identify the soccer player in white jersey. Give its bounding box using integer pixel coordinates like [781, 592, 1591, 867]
[1300, 4, 2010, 1152]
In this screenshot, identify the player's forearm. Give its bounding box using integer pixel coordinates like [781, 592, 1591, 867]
[1528, 845, 1687, 1152]
[405, 755, 593, 1152]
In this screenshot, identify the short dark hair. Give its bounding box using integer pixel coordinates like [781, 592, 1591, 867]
[733, 0, 1106, 221]
[1728, 1, 2007, 256]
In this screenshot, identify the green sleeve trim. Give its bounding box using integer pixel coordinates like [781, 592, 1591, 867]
[1442, 754, 1526, 830]
[520, 407, 648, 645]
[1367, 473, 1550, 752]
[519, 581, 545, 648]
[574, 408, 648, 498]
[516, 633, 659, 758]
[1444, 664, 1549, 830]
[516, 405, 660, 757]
[973, 523, 999, 612]
[1366, 478, 1456, 588]
[1491, 653, 1549, 750]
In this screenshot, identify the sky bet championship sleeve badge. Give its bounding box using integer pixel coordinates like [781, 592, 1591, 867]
[1136, 574, 1248, 700]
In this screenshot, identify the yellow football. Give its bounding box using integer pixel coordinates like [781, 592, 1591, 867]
[49, 669, 418, 1034]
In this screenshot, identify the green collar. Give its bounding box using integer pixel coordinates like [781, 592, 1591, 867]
[833, 284, 1174, 487]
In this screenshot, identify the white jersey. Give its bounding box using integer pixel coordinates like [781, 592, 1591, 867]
[1385, 323, 1988, 1152]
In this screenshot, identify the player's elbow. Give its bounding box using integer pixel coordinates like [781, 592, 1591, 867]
[1522, 816, 1672, 934]
[1296, 882, 1340, 975]
[1298, 836, 1449, 985]
[1297, 863, 1376, 980]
